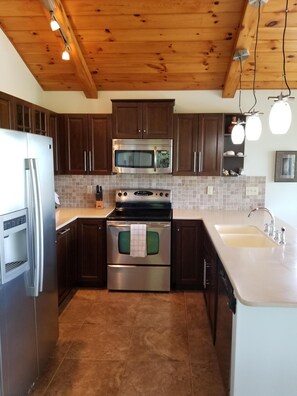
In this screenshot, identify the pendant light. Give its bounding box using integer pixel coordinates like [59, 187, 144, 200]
[62, 45, 70, 61]
[231, 49, 249, 145]
[245, 0, 263, 141]
[268, 0, 294, 134]
[50, 11, 60, 31]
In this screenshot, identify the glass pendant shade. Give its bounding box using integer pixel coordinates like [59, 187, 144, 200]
[50, 19, 59, 31]
[62, 48, 70, 61]
[245, 114, 262, 141]
[231, 123, 245, 144]
[269, 99, 292, 134]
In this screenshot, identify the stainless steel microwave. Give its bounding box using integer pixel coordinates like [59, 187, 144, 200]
[112, 139, 173, 174]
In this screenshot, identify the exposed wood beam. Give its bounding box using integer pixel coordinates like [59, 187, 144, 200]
[222, 0, 267, 98]
[40, 0, 98, 98]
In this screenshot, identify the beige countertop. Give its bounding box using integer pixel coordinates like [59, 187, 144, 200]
[55, 207, 114, 230]
[56, 207, 297, 308]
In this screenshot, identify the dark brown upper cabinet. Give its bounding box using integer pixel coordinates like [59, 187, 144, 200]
[111, 99, 174, 139]
[32, 104, 49, 135]
[62, 114, 112, 175]
[0, 91, 14, 129]
[173, 113, 223, 176]
[14, 97, 32, 133]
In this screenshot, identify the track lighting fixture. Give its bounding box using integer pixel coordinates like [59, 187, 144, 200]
[50, 11, 59, 31]
[268, 0, 294, 134]
[62, 45, 70, 61]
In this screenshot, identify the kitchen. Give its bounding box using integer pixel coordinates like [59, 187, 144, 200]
[1, 0, 297, 395]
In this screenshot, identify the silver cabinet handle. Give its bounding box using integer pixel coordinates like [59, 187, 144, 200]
[138, 129, 141, 133]
[143, 129, 147, 134]
[89, 151, 92, 172]
[58, 227, 70, 236]
[193, 152, 197, 172]
[84, 151, 87, 172]
[198, 151, 202, 173]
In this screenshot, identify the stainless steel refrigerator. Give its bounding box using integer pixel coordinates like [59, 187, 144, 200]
[0, 129, 58, 395]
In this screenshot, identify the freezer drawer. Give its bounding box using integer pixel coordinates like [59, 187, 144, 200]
[108, 265, 170, 291]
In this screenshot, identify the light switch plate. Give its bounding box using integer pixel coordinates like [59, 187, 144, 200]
[246, 186, 259, 196]
[207, 186, 214, 195]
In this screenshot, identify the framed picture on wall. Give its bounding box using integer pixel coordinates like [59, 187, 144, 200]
[275, 151, 297, 182]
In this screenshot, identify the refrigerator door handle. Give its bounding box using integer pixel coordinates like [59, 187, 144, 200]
[26, 158, 44, 296]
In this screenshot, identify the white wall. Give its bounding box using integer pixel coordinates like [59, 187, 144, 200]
[1, 28, 297, 227]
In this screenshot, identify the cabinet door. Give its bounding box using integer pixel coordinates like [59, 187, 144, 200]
[48, 113, 60, 174]
[198, 114, 223, 176]
[0, 91, 14, 129]
[112, 101, 142, 138]
[14, 98, 32, 132]
[64, 114, 88, 174]
[142, 101, 174, 138]
[56, 222, 77, 305]
[77, 219, 106, 287]
[172, 220, 203, 289]
[173, 114, 198, 175]
[88, 114, 112, 174]
[203, 227, 218, 343]
[33, 105, 48, 135]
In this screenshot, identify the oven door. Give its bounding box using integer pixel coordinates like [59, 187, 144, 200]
[106, 221, 171, 265]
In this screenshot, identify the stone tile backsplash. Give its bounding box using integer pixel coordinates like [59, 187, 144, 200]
[55, 174, 266, 210]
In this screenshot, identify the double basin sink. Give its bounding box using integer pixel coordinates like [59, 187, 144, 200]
[215, 224, 278, 248]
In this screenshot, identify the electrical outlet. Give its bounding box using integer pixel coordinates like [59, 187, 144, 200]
[87, 185, 93, 194]
[207, 186, 214, 195]
[246, 186, 259, 196]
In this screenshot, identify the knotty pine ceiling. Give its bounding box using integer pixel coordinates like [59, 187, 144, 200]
[0, 0, 297, 99]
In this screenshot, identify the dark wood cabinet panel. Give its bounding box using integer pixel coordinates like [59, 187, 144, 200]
[174, 113, 223, 176]
[172, 220, 203, 289]
[203, 226, 218, 343]
[0, 91, 14, 129]
[173, 114, 198, 175]
[33, 105, 49, 135]
[88, 114, 112, 174]
[48, 112, 60, 174]
[77, 219, 106, 287]
[62, 114, 111, 175]
[14, 97, 32, 132]
[56, 221, 77, 306]
[112, 100, 174, 138]
[198, 114, 223, 176]
[63, 114, 89, 174]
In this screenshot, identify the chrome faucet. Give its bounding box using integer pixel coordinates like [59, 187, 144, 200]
[248, 207, 275, 237]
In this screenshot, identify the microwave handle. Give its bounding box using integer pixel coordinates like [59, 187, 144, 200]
[154, 145, 157, 172]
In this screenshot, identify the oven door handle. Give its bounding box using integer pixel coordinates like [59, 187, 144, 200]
[107, 222, 171, 228]
[154, 145, 157, 172]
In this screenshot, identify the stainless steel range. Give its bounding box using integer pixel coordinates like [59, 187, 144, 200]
[106, 189, 172, 291]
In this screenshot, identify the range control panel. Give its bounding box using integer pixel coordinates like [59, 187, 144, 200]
[115, 189, 171, 203]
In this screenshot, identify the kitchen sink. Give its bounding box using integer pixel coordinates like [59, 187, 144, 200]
[215, 224, 278, 248]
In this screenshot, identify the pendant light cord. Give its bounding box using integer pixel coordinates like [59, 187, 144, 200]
[238, 57, 244, 115]
[248, 0, 261, 113]
[282, 0, 291, 97]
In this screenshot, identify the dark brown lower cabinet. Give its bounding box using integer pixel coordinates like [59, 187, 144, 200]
[56, 221, 77, 305]
[77, 219, 106, 287]
[203, 226, 218, 343]
[172, 220, 203, 289]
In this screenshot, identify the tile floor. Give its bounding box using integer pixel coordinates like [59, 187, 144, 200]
[33, 290, 225, 396]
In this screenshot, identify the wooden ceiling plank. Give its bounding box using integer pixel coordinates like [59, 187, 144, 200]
[69, 13, 241, 30]
[73, 27, 237, 43]
[39, 0, 98, 98]
[222, 0, 267, 98]
[62, 0, 245, 15]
